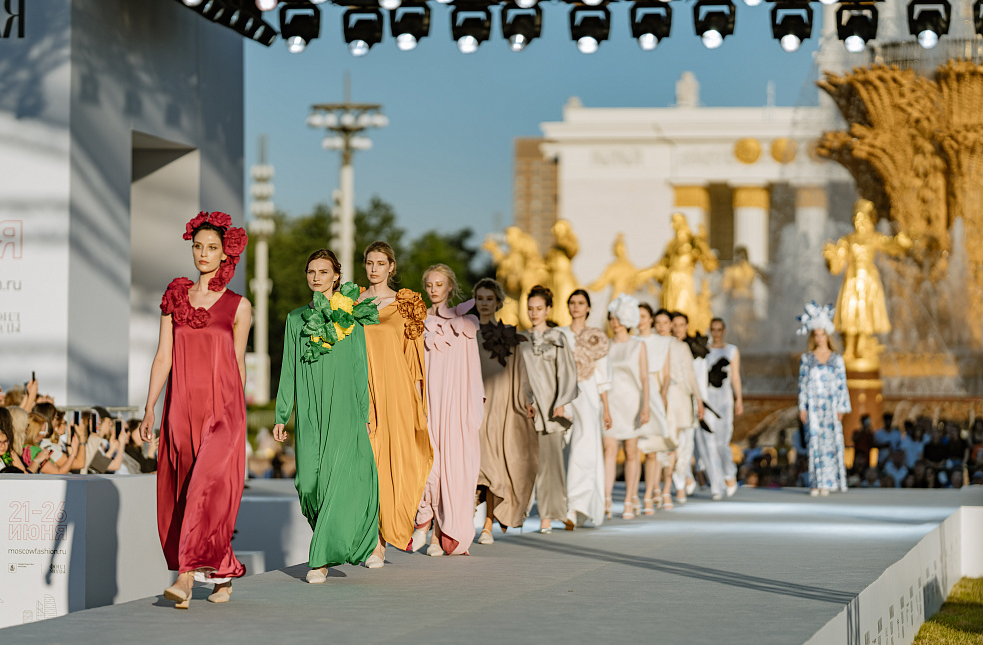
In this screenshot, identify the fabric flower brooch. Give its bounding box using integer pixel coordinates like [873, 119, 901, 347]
[395, 289, 428, 340]
[301, 282, 379, 363]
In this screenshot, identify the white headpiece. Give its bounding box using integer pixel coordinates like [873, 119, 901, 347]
[607, 293, 641, 329]
[797, 301, 836, 336]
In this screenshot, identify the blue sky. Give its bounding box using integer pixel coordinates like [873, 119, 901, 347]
[243, 2, 822, 244]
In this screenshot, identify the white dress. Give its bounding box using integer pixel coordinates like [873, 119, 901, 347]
[706, 344, 739, 481]
[604, 338, 647, 441]
[559, 326, 607, 527]
[637, 334, 672, 454]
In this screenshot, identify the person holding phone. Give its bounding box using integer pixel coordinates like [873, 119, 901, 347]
[139, 211, 251, 609]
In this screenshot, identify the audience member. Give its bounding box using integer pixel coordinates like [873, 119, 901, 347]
[873, 416, 902, 453]
[881, 450, 908, 488]
[922, 427, 948, 470]
[852, 416, 874, 468]
[899, 422, 928, 469]
[0, 407, 27, 473]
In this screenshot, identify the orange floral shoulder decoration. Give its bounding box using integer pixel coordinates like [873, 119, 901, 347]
[396, 289, 428, 340]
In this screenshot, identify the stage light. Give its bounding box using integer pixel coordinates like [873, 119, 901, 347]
[451, 4, 492, 54]
[907, 1, 950, 49]
[343, 9, 383, 57]
[390, 3, 430, 51]
[280, 4, 320, 53]
[742, 0, 763, 6]
[503, 3, 542, 52]
[380, 0, 402, 10]
[570, 5, 611, 54]
[694, 0, 735, 49]
[183, 0, 204, 6]
[631, 2, 672, 51]
[582, 0, 606, 6]
[771, 1, 812, 53]
[516, 0, 538, 7]
[255, 0, 277, 11]
[837, 2, 877, 53]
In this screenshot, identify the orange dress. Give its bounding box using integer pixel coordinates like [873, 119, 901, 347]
[364, 289, 433, 550]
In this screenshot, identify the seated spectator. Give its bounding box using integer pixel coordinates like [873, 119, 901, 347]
[0, 407, 27, 473]
[912, 460, 928, 487]
[923, 427, 948, 470]
[901, 473, 917, 488]
[950, 470, 964, 489]
[944, 423, 968, 470]
[124, 419, 157, 474]
[899, 423, 928, 469]
[878, 473, 896, 489]
[881, 450, 908, 488]
[775, 429, 793, 469]
[852, 417, 874, 468]
[924, 466, 940, 489]
[859, 467, 880, 488]
[21, 412, 80, 474]
[972, 471, 983, 486]
[968, 421, 983, 468]
[744, 434, 763, 466]
[873, 417, 902, 453]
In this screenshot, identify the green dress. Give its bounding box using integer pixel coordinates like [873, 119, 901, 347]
[274, 287, 380, 568]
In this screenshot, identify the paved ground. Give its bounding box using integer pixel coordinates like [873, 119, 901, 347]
[6, 486, 982, 645]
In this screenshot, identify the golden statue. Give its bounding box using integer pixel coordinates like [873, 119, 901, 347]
[646, 213, 718, 331]
[588, 233, 648, 299]
[545, 219, 579, 327]
[722, 246, 765, 344]
[823, 199, 911, 366]
[483, 226, 549, 328]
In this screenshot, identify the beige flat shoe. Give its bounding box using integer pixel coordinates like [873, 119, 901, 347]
[426, 543, 444, 557]
[478, 530, 494, 545]
[410, 528, 428, 552]
[207, 584, 232, 603]
[164, 576, 192, 610]
[306, 567, 328, 584]
[365, 554, 385, 569]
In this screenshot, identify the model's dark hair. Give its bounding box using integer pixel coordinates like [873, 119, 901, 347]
[0, 407, 12, 451]
[567, 288, 591, 310]
[473, 278, 506, 311]
[639, 303, 655, 318]
[528, 285, 553, 308]
[363, 241, 399, 287]
[192, 222, 226, 242]
[306, 249, 342, 290]
[654, 308, 672, 319]
[670, 311, 689, 323]
[711, 317, 726, 328]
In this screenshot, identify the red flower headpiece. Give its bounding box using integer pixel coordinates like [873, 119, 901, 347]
[184, 211, 248, 291]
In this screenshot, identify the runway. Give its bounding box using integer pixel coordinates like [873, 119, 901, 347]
[4, 486, 982, 645]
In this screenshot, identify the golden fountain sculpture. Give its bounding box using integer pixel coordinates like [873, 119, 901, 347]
[817, 60, 983, 346]
[587, 233, 650, 299]
[645, 213, 718, 332]
[824, 199, 912, 371]
[483, 221, 579, 328]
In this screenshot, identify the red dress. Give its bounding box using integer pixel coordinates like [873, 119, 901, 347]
[157, 279, 246, 579]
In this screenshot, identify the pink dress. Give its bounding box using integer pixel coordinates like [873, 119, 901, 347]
[415, 300, 484, 555]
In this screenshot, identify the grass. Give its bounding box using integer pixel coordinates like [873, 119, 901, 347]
[914, 578, 983, 645]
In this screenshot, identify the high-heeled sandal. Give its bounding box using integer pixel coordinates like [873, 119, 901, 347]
[662, 493, 674, 510]
[604, 497, 612, 520]
[633, 498, 641, 516]
[207, 583, 232, 604]
[622, 499, 635, 520]
[643, 497, 655, 515]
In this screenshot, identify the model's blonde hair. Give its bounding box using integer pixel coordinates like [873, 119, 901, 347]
[808, 328, 840, 353]
[423, 264, 463, 303]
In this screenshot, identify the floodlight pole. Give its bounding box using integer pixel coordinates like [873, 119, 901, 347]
[248, 135, 276, 405]
[307, 77, 387, 281]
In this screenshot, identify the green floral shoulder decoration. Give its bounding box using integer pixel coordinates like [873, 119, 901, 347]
[300, 282, 379, 363]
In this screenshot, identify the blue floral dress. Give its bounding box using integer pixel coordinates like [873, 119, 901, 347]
[797, 352, 851, 491]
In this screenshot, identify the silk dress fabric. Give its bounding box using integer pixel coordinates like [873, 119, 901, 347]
[364, 298, 433, 550]
[637, 334, 673, 454]
[476, 323, 539, 528]
[558, 326, 607, 527]
[521, 328, 579, 522]
[416, 300, 484, 555]
[275, 306, 379, 568]
[706, 344, 739, 480]
[798, 351, 852, 491]
[603, 338, 648, 441]
[157, 288, 246, 579]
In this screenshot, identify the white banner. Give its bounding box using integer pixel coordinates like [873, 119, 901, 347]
[0, 479, 80, 628]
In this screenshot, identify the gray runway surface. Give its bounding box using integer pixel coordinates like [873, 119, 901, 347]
[5, 486, 981, 645]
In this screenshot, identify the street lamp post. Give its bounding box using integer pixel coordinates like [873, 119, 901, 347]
[248, 136, 275, 405]
[306, 82, 387, 280]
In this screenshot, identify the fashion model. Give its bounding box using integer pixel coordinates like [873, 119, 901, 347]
[140, 211, 250, 608]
